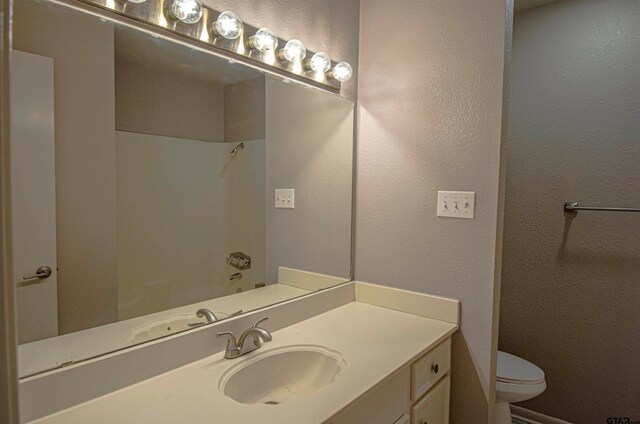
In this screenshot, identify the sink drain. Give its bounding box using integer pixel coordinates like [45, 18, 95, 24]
[264, 401, 279, 405]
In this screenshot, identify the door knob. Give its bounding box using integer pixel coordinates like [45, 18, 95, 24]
[22, 265, 52, 282]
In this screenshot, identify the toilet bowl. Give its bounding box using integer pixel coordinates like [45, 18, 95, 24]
[494, 351, 546, 424]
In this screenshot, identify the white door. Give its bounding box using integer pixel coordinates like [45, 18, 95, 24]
[10, 50, 58, 344]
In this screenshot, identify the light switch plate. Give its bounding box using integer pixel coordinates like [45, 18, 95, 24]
[437, 191, 475, 219]
[275, 189, 295, 209]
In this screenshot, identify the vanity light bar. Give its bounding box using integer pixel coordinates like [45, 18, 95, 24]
[80, 0, 351, 90]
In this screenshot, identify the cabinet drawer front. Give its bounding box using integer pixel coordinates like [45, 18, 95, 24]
[411, 375, 450, 424]
[410, 338, 451, 401]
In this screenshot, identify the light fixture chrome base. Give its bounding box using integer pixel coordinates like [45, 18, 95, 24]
[71, 0, 343, 91]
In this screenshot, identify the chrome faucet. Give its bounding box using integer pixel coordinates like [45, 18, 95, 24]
[217, 317, 272, 359]
[190, 309, 243, 327]
[196, 308, 218, 323]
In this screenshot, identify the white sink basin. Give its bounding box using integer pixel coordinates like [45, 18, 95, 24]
[219, 345, 345, 405]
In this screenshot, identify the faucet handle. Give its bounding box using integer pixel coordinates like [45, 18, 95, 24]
[227, 309, 243, 319]
[216, 331, 238, 351]
[253, 317, 268, 328]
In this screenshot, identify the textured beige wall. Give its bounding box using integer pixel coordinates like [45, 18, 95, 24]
[514, 0, 562, 12]
[224, 77, 266, 143]
[115, 60, 225, 143]
[13, 2, 118, 334]
[500, 1, 640, 422]
[201, 0, 360, 101]
[265, 76, 354, 283]
[356, 1, 509, 422]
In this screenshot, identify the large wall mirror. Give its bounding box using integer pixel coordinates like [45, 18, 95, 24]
[11, 0, 354, 377]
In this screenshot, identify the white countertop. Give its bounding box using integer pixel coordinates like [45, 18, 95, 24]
[29, 301, 457, 424]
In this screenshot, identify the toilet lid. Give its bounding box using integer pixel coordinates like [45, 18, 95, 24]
[497, 351, 545, 384]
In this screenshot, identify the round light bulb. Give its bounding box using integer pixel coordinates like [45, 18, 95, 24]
[249, 28, 278, 53]
[330, 62, 353, 82]
[212, 11, 243, 40]
[169, 0, 202, 24]
[306, 52, 331, 73]
[279, 39, 306, 62]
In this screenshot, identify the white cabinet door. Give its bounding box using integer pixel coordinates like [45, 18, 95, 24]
[10, 50, 58, 344]
[411, 376, 450, 424]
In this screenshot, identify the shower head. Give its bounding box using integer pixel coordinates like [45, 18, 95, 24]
[230, 142, 245, 156]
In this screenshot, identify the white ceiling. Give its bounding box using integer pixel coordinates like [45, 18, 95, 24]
[514, 0, 564, 12]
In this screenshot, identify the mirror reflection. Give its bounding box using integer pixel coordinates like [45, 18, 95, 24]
[11, 0, 354, 377]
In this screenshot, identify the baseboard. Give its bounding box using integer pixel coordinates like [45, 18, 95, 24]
[511, 405, 573, 424]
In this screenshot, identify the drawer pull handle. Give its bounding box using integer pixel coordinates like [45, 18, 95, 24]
[431, 363, 439, 374]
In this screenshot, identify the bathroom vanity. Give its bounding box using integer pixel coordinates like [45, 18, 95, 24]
[9, 1, 459, 423]
[20, 282, 458, 424]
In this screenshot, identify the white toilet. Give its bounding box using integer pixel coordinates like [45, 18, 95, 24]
[494, 351, 546, 424]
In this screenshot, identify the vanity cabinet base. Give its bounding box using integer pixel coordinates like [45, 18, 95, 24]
[326, 337, 452, 424]
[326, 368, 410, 424]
